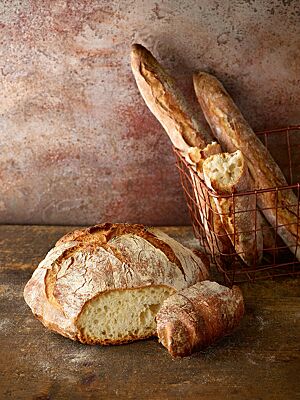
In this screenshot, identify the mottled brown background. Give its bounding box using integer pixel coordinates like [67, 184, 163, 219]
[0, 0, 299, 225]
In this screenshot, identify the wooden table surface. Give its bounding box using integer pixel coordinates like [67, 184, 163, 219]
[0, 225, 299, 400]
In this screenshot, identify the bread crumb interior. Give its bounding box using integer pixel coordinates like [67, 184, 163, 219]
[207, 151, 243, 185]
[77, 286, 174, 343]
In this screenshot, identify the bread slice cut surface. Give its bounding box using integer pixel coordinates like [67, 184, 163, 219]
[77, 286, 174, 344]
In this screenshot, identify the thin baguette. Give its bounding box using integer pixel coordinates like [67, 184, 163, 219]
[203, 150, 263, 266]
[193, 72, 300, 261]
[131, 44, 234, 263]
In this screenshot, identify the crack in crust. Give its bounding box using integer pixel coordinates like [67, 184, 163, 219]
[45, 243, 103, 311]
[56, 223, 188, 280]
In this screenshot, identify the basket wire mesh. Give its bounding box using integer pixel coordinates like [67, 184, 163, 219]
[174, 126, 300, 285]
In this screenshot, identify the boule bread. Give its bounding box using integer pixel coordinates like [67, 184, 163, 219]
[203, 150, 263, 266]
[156, 280, 244, 357]
[24, 223, 209, 345]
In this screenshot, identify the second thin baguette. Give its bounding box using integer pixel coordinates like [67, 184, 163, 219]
[193, 71, 300, 261]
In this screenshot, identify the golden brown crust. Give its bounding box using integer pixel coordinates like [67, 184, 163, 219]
[56, 223, 187, 276]
[45, 243, 86, 309]
[156, 281, 245, 357]
[193, 72, 285, 186]
[76, 332, 156, 346]
[190, 172, 236, 265]
[186, 142, 229, 259]
[193, 71, 300, 261]
[184, 139, 235, 264]
[131, 44, 212, 153]
[188, 142, 222, 173]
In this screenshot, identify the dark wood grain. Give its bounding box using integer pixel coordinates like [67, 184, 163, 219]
[0, 225, 299, 400]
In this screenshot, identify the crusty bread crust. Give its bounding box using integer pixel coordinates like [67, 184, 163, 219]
[203, 150, 263, 266]
[56, 223, 185, 274]
[194, 72, 300, 261]
[131, 44, 213, 154]
[191, 173, 236, 259]
[24, 223, 209, 344]
[156, 280, 244, 357]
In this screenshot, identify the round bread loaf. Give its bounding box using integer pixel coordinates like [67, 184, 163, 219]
[24, 223, 209, 345]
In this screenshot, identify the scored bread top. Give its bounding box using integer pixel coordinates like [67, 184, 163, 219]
[24, 223, 209, 340]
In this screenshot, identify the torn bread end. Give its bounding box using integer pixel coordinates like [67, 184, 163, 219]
[203, 150, 244, 191]
[187, 142, 222, 173]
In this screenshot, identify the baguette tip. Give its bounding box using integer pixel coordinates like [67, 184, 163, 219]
[130, 43, 143, 66]
[193, 71, 213, 81]
[131, 43, 142, 51]
[131, 43, 158, 70]
[131, 43, 149, 55]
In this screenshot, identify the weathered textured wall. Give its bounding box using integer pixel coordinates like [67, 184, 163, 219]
[0, 0, 299, 225]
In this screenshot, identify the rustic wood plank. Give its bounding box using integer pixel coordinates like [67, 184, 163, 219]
[0, 225, 299, 399]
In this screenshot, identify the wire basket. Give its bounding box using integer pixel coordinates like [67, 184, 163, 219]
[174, 126, 300, 285]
